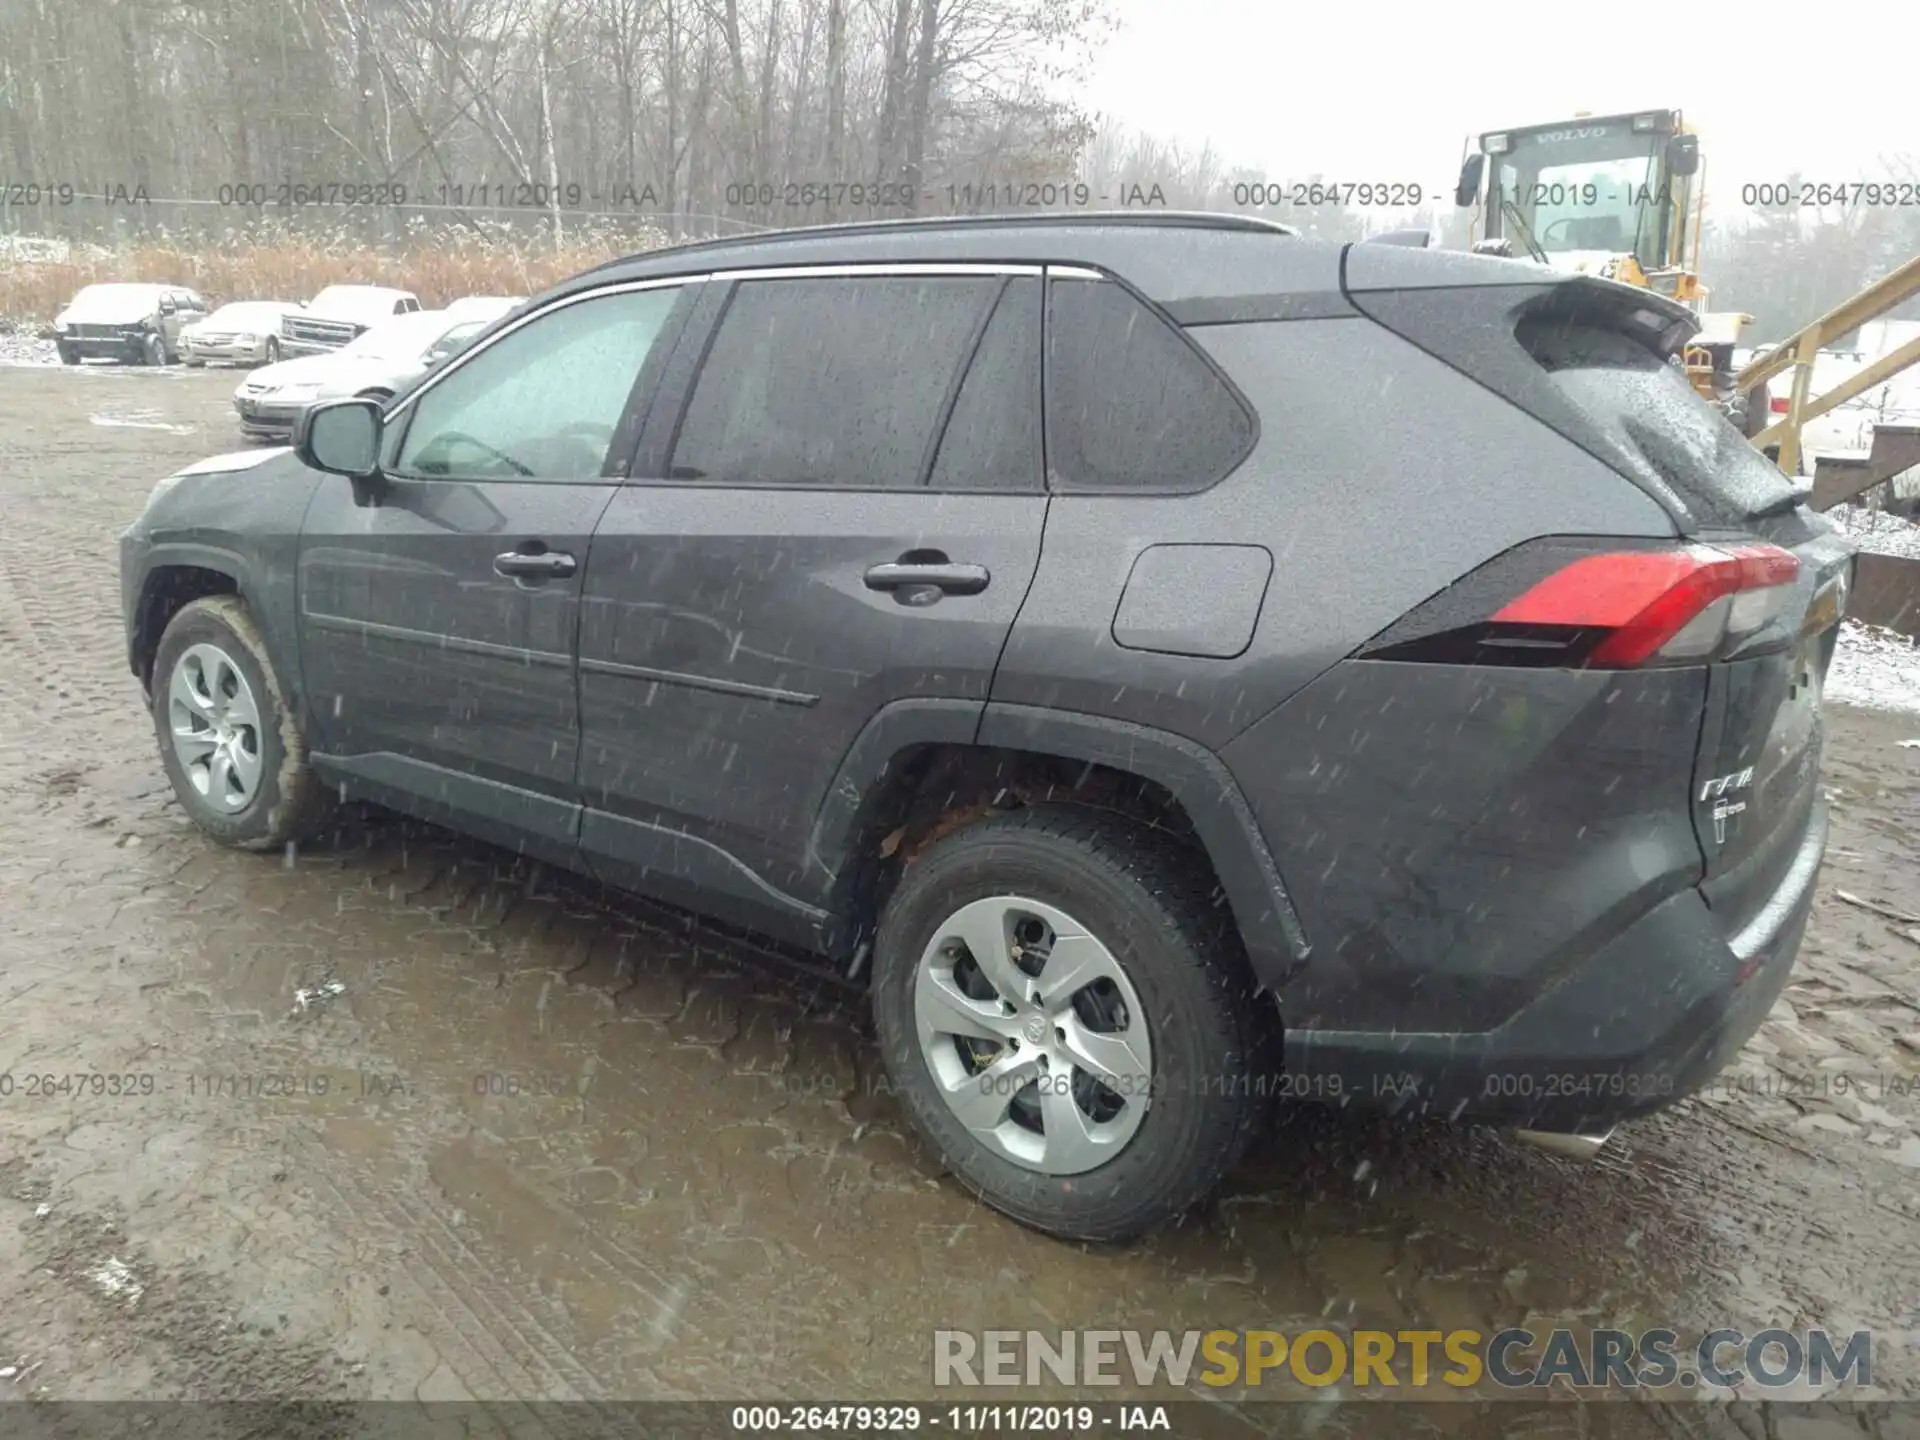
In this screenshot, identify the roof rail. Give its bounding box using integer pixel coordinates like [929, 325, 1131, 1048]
[604, 209, 1300, 270]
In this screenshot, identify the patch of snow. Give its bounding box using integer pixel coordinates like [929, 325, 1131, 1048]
[88, 1256, 144, 1304]
[1826, 621, 1920, 715]
[0, 332, 57, 367]
[1827, 505, 1920, 561]
[90, 410, 195, 434]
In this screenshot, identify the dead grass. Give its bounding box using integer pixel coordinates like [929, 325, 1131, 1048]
[0, 219, 678, 324]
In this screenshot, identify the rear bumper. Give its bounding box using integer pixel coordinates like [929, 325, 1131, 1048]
[1281, 799, 1826, 1134]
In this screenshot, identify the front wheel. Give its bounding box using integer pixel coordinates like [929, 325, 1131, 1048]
[141, 332, 167, 366]
[56, 342, 79, 365]
[870, 806, 1273, 1243]
[150, 596, 333, 851]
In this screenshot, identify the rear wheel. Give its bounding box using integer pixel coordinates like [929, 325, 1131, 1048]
[870, 806, 1273, 1242]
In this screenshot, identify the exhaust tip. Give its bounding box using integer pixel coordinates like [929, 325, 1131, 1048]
[1513, 1126, 1616, 1161]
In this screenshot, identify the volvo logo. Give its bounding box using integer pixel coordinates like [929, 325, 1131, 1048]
[1533, 126, 1610, 143]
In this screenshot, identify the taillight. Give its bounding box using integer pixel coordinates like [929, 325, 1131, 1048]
[1362, 540, 1802, 669]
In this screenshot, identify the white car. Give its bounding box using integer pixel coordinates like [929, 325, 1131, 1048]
[278, 284, 423, 358]
[234, 310, 456, 442]
[445, 295, 526, 323]
[181, 301, 300, 368]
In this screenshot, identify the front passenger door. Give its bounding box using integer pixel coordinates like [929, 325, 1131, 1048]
[298, 280, 694, 858]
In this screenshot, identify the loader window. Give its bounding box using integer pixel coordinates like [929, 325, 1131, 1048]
[1492, 128, 1667, 273]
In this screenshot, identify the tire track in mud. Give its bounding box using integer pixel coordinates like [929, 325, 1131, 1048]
[288, 1128, 706, 1409]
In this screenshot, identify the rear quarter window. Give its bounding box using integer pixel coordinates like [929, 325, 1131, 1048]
[1045, 277, 1255, 494]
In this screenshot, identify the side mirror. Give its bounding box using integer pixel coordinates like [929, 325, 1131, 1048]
[1454, 153, 1486, 208]
[159, 299, 176, 315]
[296, 398, 386, 507]
[1667, 134, 1700, 177]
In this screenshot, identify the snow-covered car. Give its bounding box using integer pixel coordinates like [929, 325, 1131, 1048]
[181, 301, 301, 368]
[52, 282, 206, 366]
[234, 310, 458, 442]
[278, 285, 422, 358]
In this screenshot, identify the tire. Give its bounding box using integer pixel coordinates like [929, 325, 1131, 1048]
[150, 596, 332, 852]
[56, 342, 79, 366]
[870, 805, 1274, 1243]
[263, 338, 281, 365]
[141, 332, 166, 367]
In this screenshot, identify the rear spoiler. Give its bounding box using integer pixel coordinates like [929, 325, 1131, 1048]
[1519, 275, 1701, 362]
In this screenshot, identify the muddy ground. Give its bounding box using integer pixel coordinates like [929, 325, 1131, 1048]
[0, 365, 1917, 1428]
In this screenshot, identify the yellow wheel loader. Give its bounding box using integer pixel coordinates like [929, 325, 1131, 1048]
[1453, 108, 1768, 438]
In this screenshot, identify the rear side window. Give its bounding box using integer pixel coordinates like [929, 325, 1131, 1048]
[1518, 316, 1798, 524]
[927, 278, 1043, 493]
[670, 276, 998, 488]
[1045, 278, 1255, 493]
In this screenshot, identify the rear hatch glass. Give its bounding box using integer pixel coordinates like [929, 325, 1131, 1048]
[1516, 316, 1802, 526]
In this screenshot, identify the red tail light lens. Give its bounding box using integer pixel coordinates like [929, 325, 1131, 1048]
[1493, 545, 1799, 666]
[1363, 541, 1802, 669]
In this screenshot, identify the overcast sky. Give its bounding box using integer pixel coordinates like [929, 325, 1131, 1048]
[1081, 0, 1920, 214]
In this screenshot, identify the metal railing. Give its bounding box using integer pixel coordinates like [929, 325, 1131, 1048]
[1736, 253, 1920, 476]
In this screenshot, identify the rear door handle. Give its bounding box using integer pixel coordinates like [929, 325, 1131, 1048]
[863, 562, 990, 596]
[494, 550, 578, 579]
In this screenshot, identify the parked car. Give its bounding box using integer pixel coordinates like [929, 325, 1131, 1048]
[233, 309, 458, 443]
[278, 285, 422, 358]
[444, 294, 526, 322]
[120, 213, 1853, 1243]
[52, 282, 206, 365]
[182, 301, 300, 368]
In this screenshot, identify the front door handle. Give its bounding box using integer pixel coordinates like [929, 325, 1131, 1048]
[493, 549, 578, 579]
[863, 561, 990, 596]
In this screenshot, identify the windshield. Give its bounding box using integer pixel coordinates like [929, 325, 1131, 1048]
[339, 312, 451, 360]
[203, 303, 286, 330]
[1490, 124, 1668, 271]
[427, 321, 487, 361]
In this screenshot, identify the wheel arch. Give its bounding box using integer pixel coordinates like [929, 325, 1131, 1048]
[129, 548, 263, 696]
[805, 699, 1312, 991]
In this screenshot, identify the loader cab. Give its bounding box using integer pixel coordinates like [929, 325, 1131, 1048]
[1456, 110, 1702, 297]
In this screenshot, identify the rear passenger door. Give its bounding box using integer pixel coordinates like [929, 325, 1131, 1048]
[576, 265, 1048, 939]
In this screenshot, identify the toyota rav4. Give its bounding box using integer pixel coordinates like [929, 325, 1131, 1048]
[119, 213, 1853, 1242]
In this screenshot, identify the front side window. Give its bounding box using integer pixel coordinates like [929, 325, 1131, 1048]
[395, 286, 682, 481]
[668, 275, 999, 488]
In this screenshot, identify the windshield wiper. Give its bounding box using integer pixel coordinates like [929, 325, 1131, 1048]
[1498, 194, 1550, 265]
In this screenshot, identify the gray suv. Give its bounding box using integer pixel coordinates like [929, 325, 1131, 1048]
[119, 214, 1852, 1242]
